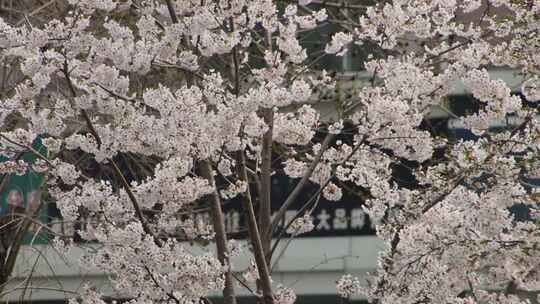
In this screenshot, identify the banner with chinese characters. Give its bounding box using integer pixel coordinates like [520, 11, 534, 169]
[193, 173, 377, 238]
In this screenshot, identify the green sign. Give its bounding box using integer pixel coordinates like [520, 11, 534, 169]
[0, 138, 49, 244]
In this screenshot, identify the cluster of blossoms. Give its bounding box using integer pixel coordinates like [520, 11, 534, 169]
[0, 160, 28, 176]
[347, 1, 540, 303]
[0, 0, 325, 301]
[336, 274, 361, 298]
[220, 180, 248, 200]
[273, 285, 296, 304]
[0, 0, 539, 303]
[286, 213, 315, 236]
[322, 182, 343, 201]
[243, 259, 261, 284]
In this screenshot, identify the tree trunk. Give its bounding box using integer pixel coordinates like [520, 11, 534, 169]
[237, 152, 274, 304]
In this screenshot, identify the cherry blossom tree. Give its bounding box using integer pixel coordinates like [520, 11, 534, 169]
[0, 0, 539, 304]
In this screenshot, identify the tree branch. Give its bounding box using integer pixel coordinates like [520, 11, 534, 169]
[236, 151, 274, 304]
[61, 62, 161, 247]
[270, 133, 335, 233]
[259, 109, 274, 263]
[164, 0, 179, 24]
[200, 160, 237, 304]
